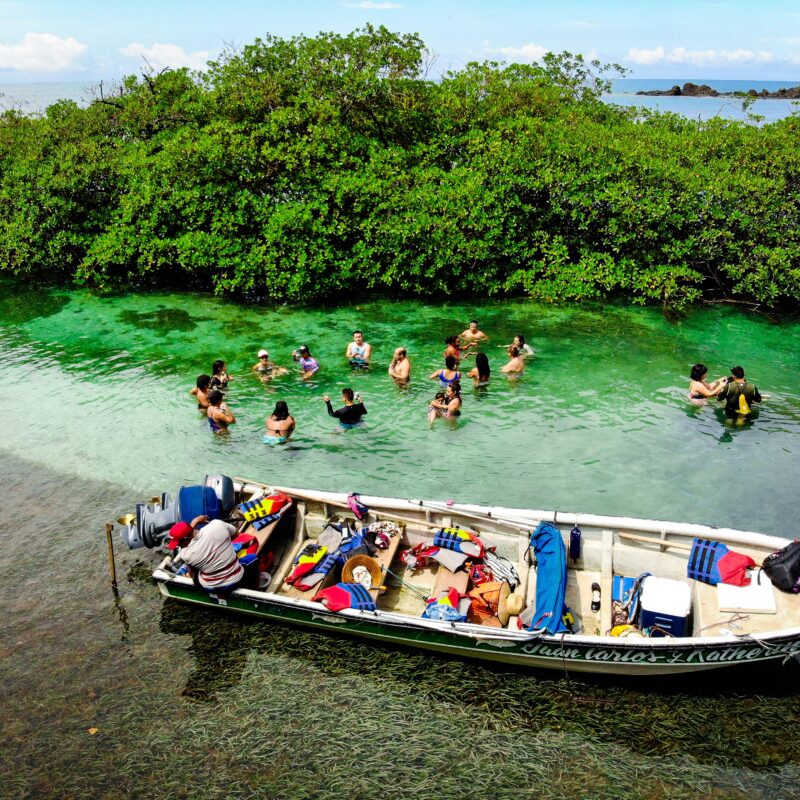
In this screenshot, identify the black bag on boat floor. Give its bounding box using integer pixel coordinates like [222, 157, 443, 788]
[762, 541, 800, 592]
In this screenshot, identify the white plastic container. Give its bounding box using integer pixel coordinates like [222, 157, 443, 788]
[640, 576, 692, 637]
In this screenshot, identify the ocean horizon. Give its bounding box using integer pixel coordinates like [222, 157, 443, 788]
[1, 77, 799, 121]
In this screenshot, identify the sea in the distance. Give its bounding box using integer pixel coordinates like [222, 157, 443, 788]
[1, 77, 799, 122]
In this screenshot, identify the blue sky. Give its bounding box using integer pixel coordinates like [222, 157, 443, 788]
[1, 0, 799, 83]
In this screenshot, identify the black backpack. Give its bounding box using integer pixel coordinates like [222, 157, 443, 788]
[762, 541, 800, 593]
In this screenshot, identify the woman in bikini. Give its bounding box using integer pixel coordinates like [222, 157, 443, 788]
[264, 400, 295, 444]
[429, 355, 461, 388]
[428, 381, 462, 424]
[209, 359, 232, 392]
[207, 390, 236, 433]
[688, 363, 726, 405]
[467, 352, 491, 387]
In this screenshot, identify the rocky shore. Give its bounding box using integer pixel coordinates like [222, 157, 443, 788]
[636, 81, 800, 99]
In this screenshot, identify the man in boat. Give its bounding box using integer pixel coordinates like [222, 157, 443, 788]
[716, 365, 761, 423]
[345, 330, 372, 369]
[168, 515, 251, 591]
[323, 388, 367, 427]
[458, 320, 489, 352]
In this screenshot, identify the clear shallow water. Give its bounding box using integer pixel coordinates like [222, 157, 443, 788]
[1, 284, 798, 534]
[2, 284, 800, 799]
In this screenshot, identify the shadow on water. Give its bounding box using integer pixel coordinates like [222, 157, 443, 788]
[157, 594, 800, 771]
[118, 306, 200, 333]
[0, 281, 70, 325]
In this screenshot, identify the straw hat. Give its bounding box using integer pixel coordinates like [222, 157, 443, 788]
[342, 555, 384, 592]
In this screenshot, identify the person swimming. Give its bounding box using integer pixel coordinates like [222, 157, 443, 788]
[688, 363, 726, 405]
[458, 320, 488, 352]
[500, 334, 534, 357]
[428, 381, 462, 424]
[430, 355, 461, 388]
[346, 330, 372, 369]
[264, 400, 295, 444]
[252, 349, 288, 380]
[293, 345, 320, 380]
[388, 347, 411, 384]
[467, 352, 491, 387]
[324, 388, 367, 428]
[501, 346, 525, 375]
[190, 374, 212, 409]
[207, 390, 236, 433]
[209, 359, 232, 392]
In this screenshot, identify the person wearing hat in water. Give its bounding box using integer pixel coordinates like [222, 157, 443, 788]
[252, 349, 288, 380]
[717, 366, 762, 422]
[292, 345, 320, 379]
[345, 330, 372, 369]
[168, 515, 249, 591]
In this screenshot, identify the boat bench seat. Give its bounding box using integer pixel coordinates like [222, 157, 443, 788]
[280, 524, 404, 601]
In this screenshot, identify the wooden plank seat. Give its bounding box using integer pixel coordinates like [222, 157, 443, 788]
[280, 521, 404, 602]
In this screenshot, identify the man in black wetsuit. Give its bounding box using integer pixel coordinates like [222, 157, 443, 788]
[323, 388, 368, 427]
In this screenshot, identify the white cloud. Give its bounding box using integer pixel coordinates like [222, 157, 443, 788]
[341, 2, 403, 8]
[627, 45, 774, 67]
[485, 41, 549, 63]
[0, 32, 87, 72]
[120, 42, 211, 71]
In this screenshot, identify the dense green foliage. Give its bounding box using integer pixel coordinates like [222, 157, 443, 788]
[1, 26, 799, 308]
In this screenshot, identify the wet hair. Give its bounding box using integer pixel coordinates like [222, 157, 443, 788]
[475, 352, 490, 379]
[342, 387, 355, 401]
[298, 345, 310, 355]
[445, 355, 457, 371]
[470, 320, 478, 326]
[731, 365, 745, 379]
[208, 390, 224, 406]
[514, 334, 526, 346]
[395, 347, 407, 358]
[448, 380, 462, 398]
[272, 401, 290, 421]
[212, 359, 225, 376]
[353, 330, 363, 337]
[434, 391, 446, 401]
[196, 374, 211, 391]
[444, 335, 458, 347]
[508, 346, 520, 358]
[690, 363, 708, 381]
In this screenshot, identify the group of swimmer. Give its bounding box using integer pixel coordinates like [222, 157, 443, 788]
[188, 321, 535, 441]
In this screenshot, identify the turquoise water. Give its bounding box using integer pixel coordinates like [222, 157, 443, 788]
[1, 285, 798, 534]
[2, 284, 800, 799]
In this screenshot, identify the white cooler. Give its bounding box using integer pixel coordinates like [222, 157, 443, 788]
[639, 576, 692, 637]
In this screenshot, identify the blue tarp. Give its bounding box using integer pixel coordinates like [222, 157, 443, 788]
[526, 521, 571, 634]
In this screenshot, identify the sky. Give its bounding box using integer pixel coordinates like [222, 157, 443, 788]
[1, 0, 799, 84]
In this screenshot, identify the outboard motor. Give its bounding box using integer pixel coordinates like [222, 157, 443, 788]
[119, 475, 235, 549]
[203, 474, 235, 515]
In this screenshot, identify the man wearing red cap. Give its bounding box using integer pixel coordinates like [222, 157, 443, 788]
[168, 515, 244, 591]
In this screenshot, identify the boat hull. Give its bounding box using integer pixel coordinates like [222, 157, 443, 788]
[156, 574, 800, 677]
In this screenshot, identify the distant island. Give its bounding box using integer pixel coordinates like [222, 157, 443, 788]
[636, 81, 800, 99]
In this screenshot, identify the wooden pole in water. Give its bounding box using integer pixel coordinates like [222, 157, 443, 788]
[105, 523, 118, 589]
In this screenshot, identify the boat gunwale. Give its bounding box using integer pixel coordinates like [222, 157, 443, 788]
[152, 568, 800, 649]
